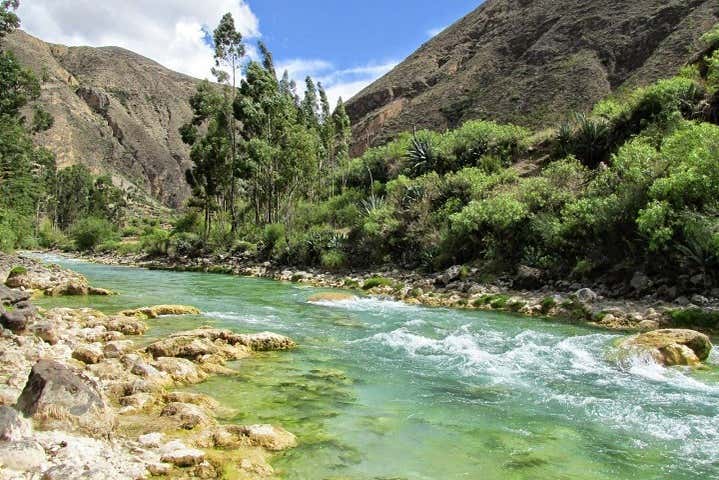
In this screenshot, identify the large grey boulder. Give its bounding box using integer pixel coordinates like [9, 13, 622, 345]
[15, 360, 115, 436]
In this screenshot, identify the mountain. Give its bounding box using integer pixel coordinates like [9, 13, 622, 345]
[346, 0, 719, 155]
[2, 30, 198, 208]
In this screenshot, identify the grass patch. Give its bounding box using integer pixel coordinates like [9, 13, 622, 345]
[343, 278, 360, 288]
[8, 266, 27, 277]
[362, 277, 395, 290]
[473, 294, 510, 309]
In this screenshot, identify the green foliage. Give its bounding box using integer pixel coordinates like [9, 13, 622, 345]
[320, 250, 346, 271]
[139, 228, 171, 256]
[670, 308, 719, 329]
[262, 223, 285, 252]
[8, 265, 26, 277]
[362, 277, 395, 290]
[540, 297, 557, 314]
[70, 217, 118, 251]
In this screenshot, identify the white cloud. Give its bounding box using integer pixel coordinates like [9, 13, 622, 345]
[16, 1, 397, 107]
[427, 25, 448, 38]
[275, 59, 398, 108]
[17, 0, 260, 79]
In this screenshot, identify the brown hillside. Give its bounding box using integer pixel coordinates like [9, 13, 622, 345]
[346, 0, 719, 155]
[2, 30, 199, 208]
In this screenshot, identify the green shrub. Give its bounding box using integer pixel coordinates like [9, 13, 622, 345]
[670, 308, 719, 329]
[362, 276, 395, 290]
[321, 250, 346, 271]
[343, 278, 360, 288]
[540, 297, 557, 314]
[70, 217, 118, 251]
[232, 240, 257, 255]
[489, 294, 510, 309]
[169, 232, 203, 257]
[37, 220, 67, 249]
[140, 228, 170, 256]
[262, 223, 285, 252]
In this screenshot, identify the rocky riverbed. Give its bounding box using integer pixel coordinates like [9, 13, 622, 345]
[79, 251, 719, 335]
[0, 254, 298, 479]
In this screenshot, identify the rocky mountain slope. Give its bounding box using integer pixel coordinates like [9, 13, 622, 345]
[346, 0, 719, 154]
[2, 30, 198, 208]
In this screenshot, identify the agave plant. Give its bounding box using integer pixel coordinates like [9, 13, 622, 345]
[407, 130, 439, 176]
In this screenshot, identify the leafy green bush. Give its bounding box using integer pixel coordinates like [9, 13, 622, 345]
[70, 217, 118, 251]
[262, 223, 285, 252]
[540, 297, 557, 314]
[321, 250, 346, 271]
[140, 228, 170, 256]
[670, 308, 719, 329]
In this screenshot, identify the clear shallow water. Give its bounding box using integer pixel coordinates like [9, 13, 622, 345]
[32, 254, 719, 479]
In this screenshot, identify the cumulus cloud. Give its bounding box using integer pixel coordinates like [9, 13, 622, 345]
[16, 1, 396, 107]
[17, 0, 260, 79]
[276, 59, 398, 108]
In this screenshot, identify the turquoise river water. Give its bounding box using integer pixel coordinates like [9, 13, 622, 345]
[32, 254, 719, 479]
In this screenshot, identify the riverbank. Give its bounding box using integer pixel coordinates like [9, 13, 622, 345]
[0, 253, 299, 479]
[76, 250, 719, 335]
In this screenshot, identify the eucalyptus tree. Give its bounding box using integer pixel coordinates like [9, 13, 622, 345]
[212, 12, 245, 231]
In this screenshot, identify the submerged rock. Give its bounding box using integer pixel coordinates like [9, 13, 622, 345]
[120, 304, 200, 319]
[619, 329, 712, 366]
[308, 292, 357, 302]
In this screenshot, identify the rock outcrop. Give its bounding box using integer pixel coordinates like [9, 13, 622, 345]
[619, 329, 713, 366]
[346, 0, 719, 154]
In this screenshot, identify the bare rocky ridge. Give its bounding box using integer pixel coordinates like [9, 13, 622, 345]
[2, 30, 199, 208]
[346, 0, 719, 155]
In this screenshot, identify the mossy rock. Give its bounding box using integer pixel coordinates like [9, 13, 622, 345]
[308, 292, 356, 303]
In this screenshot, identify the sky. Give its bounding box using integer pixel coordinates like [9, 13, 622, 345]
[16, 0, 481, 107]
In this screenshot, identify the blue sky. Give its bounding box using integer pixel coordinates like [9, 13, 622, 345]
[250, 0, 481, 104]
[18, 0, 482, 105]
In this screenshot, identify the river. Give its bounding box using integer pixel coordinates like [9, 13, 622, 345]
[32, 254, 719, 479]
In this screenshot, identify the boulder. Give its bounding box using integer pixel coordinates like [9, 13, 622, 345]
[0, 284, 31, 305]
[514, 265, 543, 290]
[236, 424, 297, 451]
[72, 343, 105, 364]
[619, 329, 712, 366]
[0, 405, 31, 441]
[630, 271, 651, 293]
[160, 402, 215, 430]
[435, 265, 463, 287]
[0, 308, 30, 333]
[118, 392, 155, 411]
[153, 357, 207, 384]
[103, 316, 147, 335]
[146, 336, 220, 360]
[120, 305, 200, 319]
[138, 432, 164, 448]
[14, 359, 115, 436]
[0, 439, 46, 472]
[575, 288, 598, 303]
[159, 440, 205, 467]
[103, 340, 135, 358]
[233, 332, 296, 351]
[164, 391, 219, 410]
[32, 321, 60, 345]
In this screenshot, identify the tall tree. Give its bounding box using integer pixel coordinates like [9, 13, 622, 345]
[0, 0, 19, 38]
[301, 76, 319, 128]
[332, 97, 352, 190]
[317, 82, 336, 182]
[212, 13, 245, 232]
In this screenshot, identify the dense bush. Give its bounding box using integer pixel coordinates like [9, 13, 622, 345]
[70, 217, 118, 251]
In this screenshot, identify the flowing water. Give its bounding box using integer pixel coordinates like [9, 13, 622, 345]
[32, 254, 719, 479]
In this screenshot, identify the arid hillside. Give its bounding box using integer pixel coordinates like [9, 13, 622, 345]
[346, 0, 719, 154]
[2, 30, 199, 207]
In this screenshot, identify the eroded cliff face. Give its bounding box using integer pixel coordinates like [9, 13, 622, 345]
[346, 0, 719, 155]
[2, 30, 198, 208]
